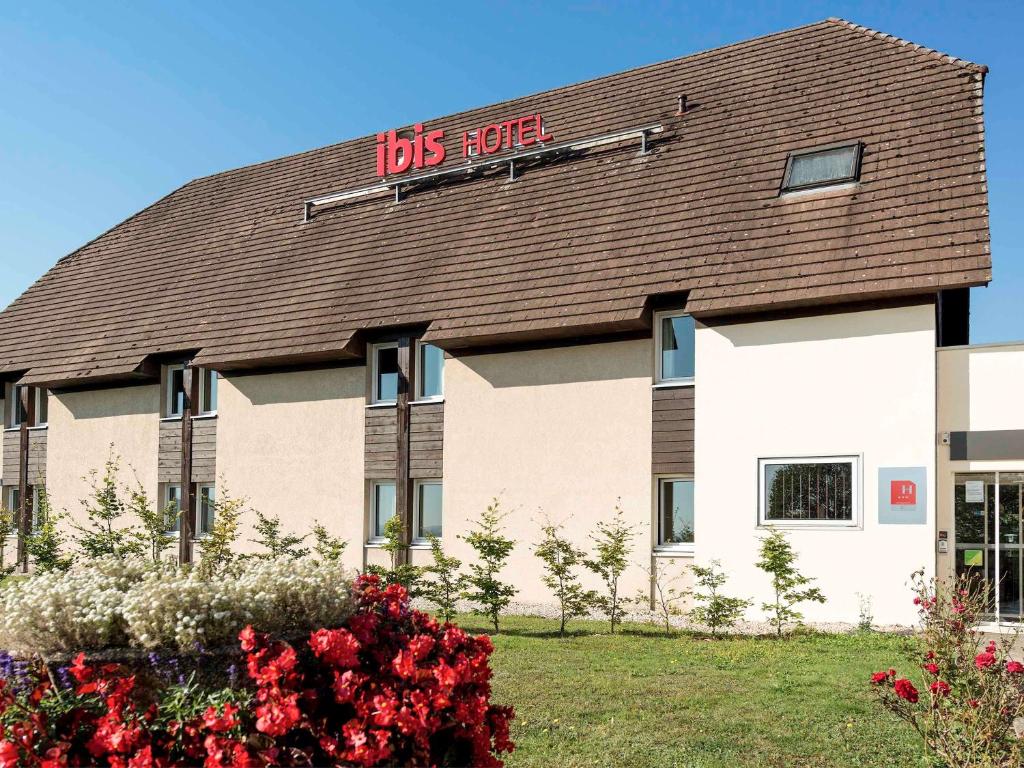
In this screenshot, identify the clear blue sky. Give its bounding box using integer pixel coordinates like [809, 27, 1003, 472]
[1, 1, 1020, 342]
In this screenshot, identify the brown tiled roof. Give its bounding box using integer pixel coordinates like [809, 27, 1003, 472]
[0, 18, 991, 387]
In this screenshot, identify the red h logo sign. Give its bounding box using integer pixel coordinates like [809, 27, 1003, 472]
[890, 480, 917, 506]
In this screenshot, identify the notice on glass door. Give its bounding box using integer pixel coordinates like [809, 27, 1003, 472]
[965, 480, 985, 503]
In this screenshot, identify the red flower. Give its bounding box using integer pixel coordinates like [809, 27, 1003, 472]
[255, 693, 301, 737]
[202, 702, 239, 733]
[930, 680, 951, 697]
[922, 663, 939, 676]
[1008, 660, 1024, 674]
[975, 651, 997, 670]
[870, 671, 889, 685]
[239, 626, 260, 653]
[69, 652, 93, 683]
[310, 628, 362, 669]
[893, 678, 919, 703]
[0, 741, 20, 768]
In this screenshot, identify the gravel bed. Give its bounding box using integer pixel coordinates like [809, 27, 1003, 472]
[411, 598, 913, 636]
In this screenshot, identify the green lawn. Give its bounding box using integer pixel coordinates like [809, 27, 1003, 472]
[455, 614, 921, 768]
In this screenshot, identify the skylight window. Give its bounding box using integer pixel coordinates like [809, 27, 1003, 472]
[781, 143, 862, 193]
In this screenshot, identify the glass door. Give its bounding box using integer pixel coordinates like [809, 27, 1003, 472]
[955, 472, 1024, 623]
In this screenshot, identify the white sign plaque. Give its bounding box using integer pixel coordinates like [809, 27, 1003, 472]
[965, 480, 985, 503]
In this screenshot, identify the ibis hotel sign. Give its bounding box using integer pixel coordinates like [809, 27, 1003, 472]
[375, 113, 552, 177]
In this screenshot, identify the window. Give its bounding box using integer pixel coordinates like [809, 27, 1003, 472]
[34, 389, 48, 427]
[163, 484, 182, 534]
[417, 343, 444, 400]
[658, 478, 694, 548]
[6, 486, 42, 531]
[759, 456, 859, 526]
[655, 312, 695, 383]
[371, 343, 399, 404]
[165, 365, 217, 417]
[197, 485, 215, 537]
[165, 364, 186, 417]
[414, 481, 443, 542]
[369, 481, 396, 541]
[8, 384, 27, 428]
[199, 369, 218, 415]
[781, 143, 862, 193]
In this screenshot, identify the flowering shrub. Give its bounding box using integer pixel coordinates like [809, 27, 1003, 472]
[239, 574, 514, 766]
[0, 574, 514, 767]
[870, 569, 1024, 767]
[0, 557, 153, 653]
[122, 557, 354, 652]
[0, 556, 354, 655]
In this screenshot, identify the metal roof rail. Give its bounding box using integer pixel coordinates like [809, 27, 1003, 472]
[303, 123, 664, 222]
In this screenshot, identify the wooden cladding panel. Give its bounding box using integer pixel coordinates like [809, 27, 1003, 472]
[158, 418, 216, 483]
[2, 429, 19, 485]
[410, 403, 443, 479]
[652, 386, 694, 475]
[27, 430, 46, 485]
[365, 407, 397, 477]
[364, 403, 444, 480]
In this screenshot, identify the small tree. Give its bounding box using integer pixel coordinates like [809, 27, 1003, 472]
[635, 558, 688, 635]
[25, 488, 73, 573]
[756, 528, 825, 636]
[196, 494, 245, 579]
[73, 449, 144, 559]
[460, 500, 517, 633]
[311, 521, 348, 563]
[688, 560, 750, 637]
[248, 510, 309, 560]
[419, 534, 466, 624]
[125, 475, 177, 562]
[584, 505, 636, 634]
[370, 515, 421, 594]
[534, 516, 596, 635]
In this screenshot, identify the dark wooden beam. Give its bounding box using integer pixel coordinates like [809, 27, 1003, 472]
[17, 386, 34, 572]
[394, 337, 415, 564]
[178, 366, 198, 564]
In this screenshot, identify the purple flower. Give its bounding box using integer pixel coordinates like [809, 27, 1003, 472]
[11, 660, 29, 693]
[56, 665, 73, 690]
[227, 663, 239, 688]
[0, 650, 14, 680]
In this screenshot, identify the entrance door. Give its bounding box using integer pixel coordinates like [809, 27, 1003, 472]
[954, 472, 1024, 622]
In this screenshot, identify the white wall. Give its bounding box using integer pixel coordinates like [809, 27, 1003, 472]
[695, 304, 937, 625]
[215, 367, 365, 571]
[441, 340, 655, 603]
[46, 384, 160, 525]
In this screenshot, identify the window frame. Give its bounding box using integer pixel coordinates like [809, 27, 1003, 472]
[757, 454, 861, 529]
[198, 369, 218, 416]
[368, 480, 397, 543]
[163, 363, 186, 418]
[197, 483, 215, 538]
[33, 388, 48, 427]
[7, 384, 26, 429]
[163, 483, 183, 537]
[370, 342, 400, 405]
[412, 480, 443, 545]
[655, 476, 695, 552]
[780, 142, 863, 194]
[7, 486, 42, 532]
[415, 342, 445, 402]
[654, 310, 696, 386]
